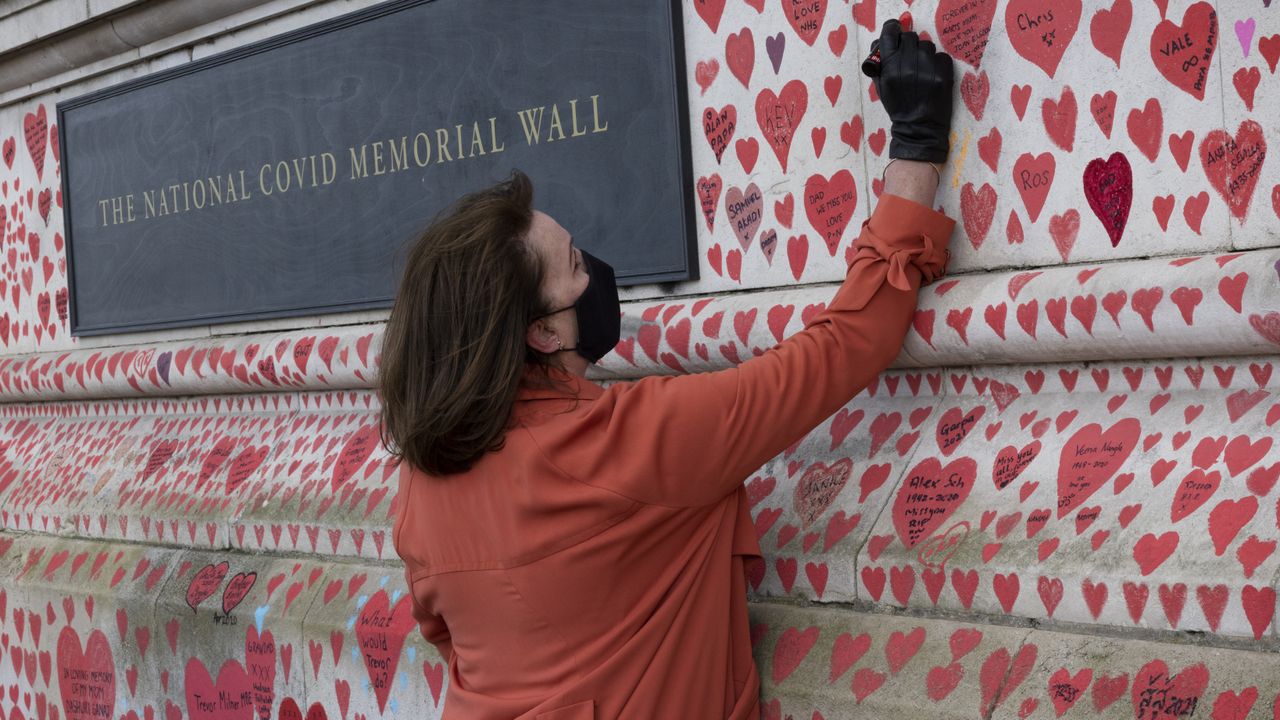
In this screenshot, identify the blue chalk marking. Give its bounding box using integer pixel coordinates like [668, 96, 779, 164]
[379, 575, 389, 587]
[254, 605, 270, 633]
[400, 672, 408, 689]
[346, 615, 357, 631]
[356, 594, 369, 609]
[407, 647, 416, 663]
[391, 588, 403, 603]
[389, 699, 399, 713]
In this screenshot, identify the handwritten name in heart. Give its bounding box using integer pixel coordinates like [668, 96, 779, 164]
[1200, 120, 1268, 223]
[1005, 0, 1081, 78]
[893, 456, 977, 549]
[936, 0, 998, 69]
[725, 184, 764, 251]
[1057, 419, 1140, 518]
[1082, 152, 1133, 247]
[793, 458, 852, 529]
[1150, 2, 1218, 101]
[702, 106, 737, 164]
[58, 626, 116, 720]
[356, 589, 417, 714]
[803, 170, 856, 256]
[755, 81, 808, 173]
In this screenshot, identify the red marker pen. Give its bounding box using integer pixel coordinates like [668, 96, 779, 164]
[861, 13, 914, 78]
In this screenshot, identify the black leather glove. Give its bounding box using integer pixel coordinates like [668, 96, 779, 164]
[862, 19, 954, 164]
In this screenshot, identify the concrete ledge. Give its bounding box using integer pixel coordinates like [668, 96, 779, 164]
[0, 0, 271, 94]
[3, 355, 1278, 643]
[755, 602, 1280, 719]
[0, 532, 444, 719]
[1, 246, 1277, 401]
[741, 353, 1280, 642]
[2, 530, 1278, 719]
[0, 387, 399, 563]
[596, 246, 1280, 380]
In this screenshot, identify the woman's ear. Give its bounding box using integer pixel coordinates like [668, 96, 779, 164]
[526, 318, 560, 354]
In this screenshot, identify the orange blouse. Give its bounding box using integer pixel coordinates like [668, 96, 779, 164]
[393, 192, 956, 719]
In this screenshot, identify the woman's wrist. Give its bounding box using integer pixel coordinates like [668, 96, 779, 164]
[882, 158, 942, 207]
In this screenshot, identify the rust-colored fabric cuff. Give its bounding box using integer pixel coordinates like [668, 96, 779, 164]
[848, 192, 957, 290]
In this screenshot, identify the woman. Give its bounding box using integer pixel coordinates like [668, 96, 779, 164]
[382, 19, 955, 720]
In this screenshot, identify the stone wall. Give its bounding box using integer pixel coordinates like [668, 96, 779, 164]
[0, 0, 1277, 718]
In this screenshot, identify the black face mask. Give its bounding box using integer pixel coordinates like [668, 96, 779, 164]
[532, 249, 620, 364]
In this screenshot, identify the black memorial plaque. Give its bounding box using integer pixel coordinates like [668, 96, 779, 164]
[58, 0, 696, 336]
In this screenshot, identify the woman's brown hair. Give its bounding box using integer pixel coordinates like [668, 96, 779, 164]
[377, 170, 572, 476]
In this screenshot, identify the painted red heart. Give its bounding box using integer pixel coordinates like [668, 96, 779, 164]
[331, 424, 379, 491]
[1010, 84, 1032, 120]
[935, 406, 985, 457]
[803, 170, 856, 256]
[701, 105, 737, 163]
[23, 106, 47, 182]
[781, 0, 828, 46]
[696, 174, 723, 231]
[1126, 98, 1163, 163]
[1090, 90, 1116, 138]
[1133, 531, 1179, 575]
[186, 562, 229, 612]
[725, 183, 763, 251]
[892, 456, 977, 548]
[1057, 419, 1140, 517]
[57, 627, 115, 720]
[693, 0, 727, 32]
[792, 458, 852, 529]
[1129, 660, 1208, 718]
[977, 128, 1001, 172]
[884, 626, 925, 674]
[1232, 66, 1261, 110]
[356, 590, 416, 713]
[1048, 667, 1092, 716]
[1040, 85, 1076, 152]
[935, 0, 998, 68]
[226, 445, 268, 494]
[186, 657, 253, 719]
[1259, 33, 1280, 73]
[960, 183, 997, 250]
[1082, 152, 1133, 247]
[725, 29, 755, 89]
[961, 71, 990, 120]
[1149, 1, 1218, 100]
[1168, 130, 1194, 171]
[1004, 0, 1081, 78]
[1012, 152, 1055, 222]
[755, 80, 808, 173]
[1090, 0, 1131, 67]
[222, 572, 257, 614]
[829, 632, 871, 682]
[694, 59, 718, 95]
[1048, 209, 1080, 263]
[245, 627, 276, 720]
[1200, 120, 1267, 222]
[775, 193, 794, 228]
[735, 138, 759, 174]
[1170, 468, 1221, 521]
[1184, 191, 1210, 234]
[771, 625, 820, 684]
[993, 441, 1041, 490]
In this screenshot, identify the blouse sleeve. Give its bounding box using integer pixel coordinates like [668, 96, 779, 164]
[392, 462, 454, 660]
[404, 565, 454, 661]
[530, 192, 956, 508]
